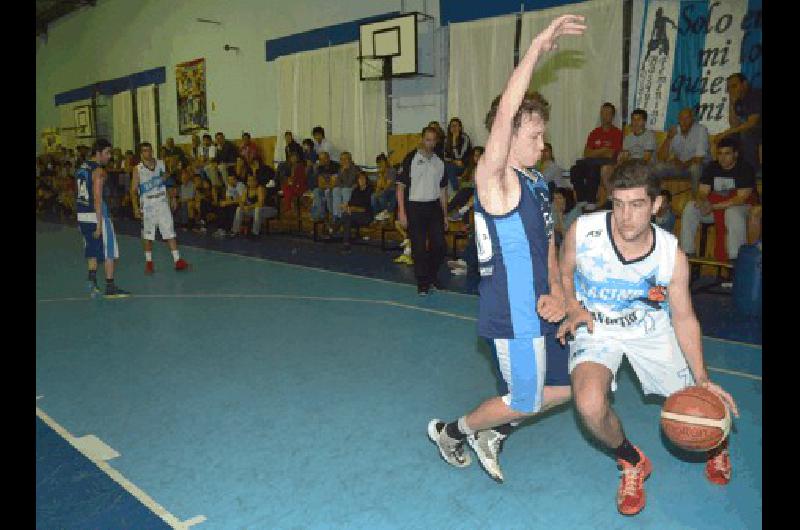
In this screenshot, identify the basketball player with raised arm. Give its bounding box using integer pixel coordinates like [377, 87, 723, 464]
[75, 138, 131, 299]
[426, 15, 586, 482]
[130, 142, 190, 274]
[557, 159, 739, 515]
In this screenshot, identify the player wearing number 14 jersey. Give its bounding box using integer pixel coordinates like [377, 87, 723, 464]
[75, 138, 131, 299]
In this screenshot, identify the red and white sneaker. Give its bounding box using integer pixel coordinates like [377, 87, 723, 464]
[174, 258, 190, 271]
[144, 261, 155, 275]
[616, 446, 653, 516]
[705, 439, 731, 485]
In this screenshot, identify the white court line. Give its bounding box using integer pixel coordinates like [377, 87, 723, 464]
[36, 293, 761, 380]
[36, 406, 206, 529]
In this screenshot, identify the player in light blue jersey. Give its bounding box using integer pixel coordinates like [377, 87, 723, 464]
[427, 15, 586, 482]
[558, 160, 739, 515]
[75, 138, 131, 299]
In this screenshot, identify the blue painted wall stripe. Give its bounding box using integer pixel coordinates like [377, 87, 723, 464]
[665, 1, 709, 129]
[54, 67, 166, 106]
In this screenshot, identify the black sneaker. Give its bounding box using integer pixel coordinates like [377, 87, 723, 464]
[417, 284, 429, 296]
[104, 285, 131, 299]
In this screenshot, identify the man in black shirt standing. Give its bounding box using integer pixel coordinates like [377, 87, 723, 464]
[396, 126, 448, 295]
[714, 73, 761, 173]
[679, 137, 758, 260]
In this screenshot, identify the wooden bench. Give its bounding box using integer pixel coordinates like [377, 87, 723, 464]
[687, 257, 733, 294]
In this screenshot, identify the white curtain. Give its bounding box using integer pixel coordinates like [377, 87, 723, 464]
[112, 90, 134, 153]
[520, 0, 623, 169]
[447, 15, 517, 148]
[136, 84, 159, 147]
[275, 42, 386, 167]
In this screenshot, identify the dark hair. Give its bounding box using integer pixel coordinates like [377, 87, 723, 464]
[285, 131, 293, 137]
[242, 132, 251, 139]
[717, 137, 740, 152]
[631, 108, 648, 121]
[485, 90, 550, 132]
[376, 153, 388, 163]
[202, 134, 212, 141]
[446, 117, 466, 153]
[609, 159, 661, 201]
[90, 138, 112, 155]
[215, 132, 224, 137]
[421, 126, 438, 137]
[473, 145, 485, 155]
[727, 73, 747, 84]
[302, 138, 314, 149]
[659, 189, 672, 202]
[138, 142, 153, 151]
[602, 102, 616, 115]
[554, 187, 576, 214]
[312, 126, 325, 137]
[124, 150, 134, 156]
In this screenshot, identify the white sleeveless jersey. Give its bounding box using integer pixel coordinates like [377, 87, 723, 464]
[573, 211, 677, 337]
[137, 160, 169, 205]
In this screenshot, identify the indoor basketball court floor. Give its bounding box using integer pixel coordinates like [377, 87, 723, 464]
[36, 220, 762, 529]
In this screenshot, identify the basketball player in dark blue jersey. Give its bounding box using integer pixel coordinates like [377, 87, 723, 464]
[427, 15, 586, 482]
[75, 138, 131, 298]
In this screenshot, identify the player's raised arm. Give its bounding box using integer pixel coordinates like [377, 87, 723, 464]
[669, 247, 739, 417]
[476, 15, 585, 203]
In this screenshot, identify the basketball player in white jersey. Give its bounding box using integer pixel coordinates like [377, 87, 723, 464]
[557, 159, 739, 516]
[130, 142, 189, 274]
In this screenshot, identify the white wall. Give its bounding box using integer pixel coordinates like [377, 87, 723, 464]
[36, 0, 442, 153]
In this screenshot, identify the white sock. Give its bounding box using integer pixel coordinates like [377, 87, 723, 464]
[145, 251, 153, 262]
[171, 249, 180, 262]
[457, 416, 476, 436]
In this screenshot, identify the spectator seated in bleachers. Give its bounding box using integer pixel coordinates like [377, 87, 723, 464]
[233, 174, 276, 238]
[570, 102, 623, 209]
[301, 138, 317, 189]
[284, 131, 304, 163]
[372, 153, 397, 222]
[233, 155, 251, 183]
[552, 186, 581, 248]
[331, 151, 361, 232]
[312, 126, 338, 161]
[443, 117, 472, 192]
[654, 107, 711, 195]
[239, 132, 261, 164]
[311, 162, 334, 223]
[679, 137, 759, 262]
[535, 142, 569, 195]
[164, 137, 188, 167]
[653, 189, 676, 233]
[280, 151, 307, 218]
[340, 171, 374, 254]
[598, 108, 656, 208]
[447, 146, 483, 222]
[191, 173, 212, 234]
[177, 165, 196, 229]
[213, 172, 247, 238]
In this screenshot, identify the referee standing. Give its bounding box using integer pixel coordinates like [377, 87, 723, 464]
[397, 126, 449, 295]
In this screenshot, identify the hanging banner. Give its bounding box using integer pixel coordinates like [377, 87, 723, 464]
[634, 0, 762, 134]
[176, 58, 208, 135]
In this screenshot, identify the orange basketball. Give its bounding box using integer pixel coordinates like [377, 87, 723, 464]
[661, 386, 731, 451]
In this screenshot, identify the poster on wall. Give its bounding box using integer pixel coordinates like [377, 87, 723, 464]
[634, 0, 762, 134]
[176, 58, 208, 135]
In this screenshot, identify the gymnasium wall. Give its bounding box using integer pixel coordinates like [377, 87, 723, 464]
[36, 0, 443, 154]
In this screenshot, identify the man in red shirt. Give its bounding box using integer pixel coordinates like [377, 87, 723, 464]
[240, 132, 261, 164]
[570, 102, 623, 207]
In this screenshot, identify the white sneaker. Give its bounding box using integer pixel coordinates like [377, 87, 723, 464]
[450, 268, 467, 276]
[427, 419, 471, 468]
[447, 259, 467, 268]
[400, 238, 410, 248]
[467, 429, 507, 482]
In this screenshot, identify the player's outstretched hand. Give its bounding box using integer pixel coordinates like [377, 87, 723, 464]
[537, 294, 565, 323]
[697, 378, 740, 418]
[556, 305, 594, 345]
[533, 14, 587, 54]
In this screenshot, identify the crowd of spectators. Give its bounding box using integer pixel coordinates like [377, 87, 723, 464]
[36, 71, 761, 282]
